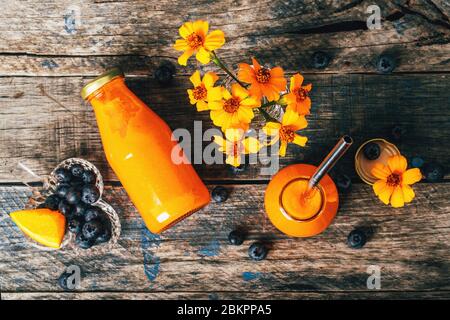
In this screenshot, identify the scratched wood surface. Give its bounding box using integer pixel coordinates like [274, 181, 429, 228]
[0, 0, 449, 300]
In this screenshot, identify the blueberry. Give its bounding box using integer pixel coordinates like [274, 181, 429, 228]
[73, 202, 87, 217]
[363, 142, 381, 160]
[37, 203, 47, 209]
[211, 186, 228, 203]
[85, 206, 103, 222]
[54, 168, 72, 183]
[55, 183, 71, 198]
[67, 217, 83, 234]
[229, 163, 247, 174]
[81, 170, 96, 184]
[411, 157, 425, 168]
[58, 199, 72, 216]
[96, 224, 112, 244]
[81, 184, 100, 204]
[65, 188, 82, 205]
[228, 230, 244, 245]
[423, 163, 444, 183]
[44, 194, 61, 211]
[70, 177, 84, 190]
[82, 220, 103, 240]
[75, 232, 94, 249]
[70, 164, 83, 177]
[312, 51, 330, 69]
[391, 124, 406, 141]
[248, 242, 268, 261]
[347, 229, 367, 249]
[335, 173, 352, 193]
[154, 64, 175, 86]
[376, 54, 396, 74]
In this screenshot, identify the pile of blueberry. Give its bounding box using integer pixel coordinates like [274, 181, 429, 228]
[41, 164, 112, 249]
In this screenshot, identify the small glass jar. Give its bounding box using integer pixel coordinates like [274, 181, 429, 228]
[81, 68, 210, 234]
[264, 164, 339, 237]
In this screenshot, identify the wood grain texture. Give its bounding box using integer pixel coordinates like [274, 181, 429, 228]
[0, 74, 449, 182]
[1, 183, 449, 296]
[0, 0, 449, 76]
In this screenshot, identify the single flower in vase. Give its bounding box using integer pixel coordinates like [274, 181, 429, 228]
[187, 70, 222, 111]
[263, 110, 308, 156]
[173, 20, 225, 66]
[213, 128, 261, 167]
[284, 73, 312, 115]
[238, 57, 287, 101]
[208, 83, 260, 132]
[371, 155, 422, 207]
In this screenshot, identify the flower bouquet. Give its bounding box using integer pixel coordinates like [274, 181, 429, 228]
[173, 20, 313, 167]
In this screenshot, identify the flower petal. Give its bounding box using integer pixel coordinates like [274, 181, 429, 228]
[193, 20, 209, 37]
[213, 135, 226, 151]
[243, 137, 260, 154]
[178, 49, 194, 66]
[207, 86, 223, 102]
[290, 73, 304, 91]
[390, 186, 405, 208]
[231, 83, 249, 100]
[240, 96, 260, 107]
[270, 66, 285, 79]
[263, 122, 281, 136]
[196, 100, 209, 111]
[237, 63, 255, 84]
[402, 168, 422, 185]
[248, 84, 263, 100]
[262, 84, 280, 102]
[196, 47, 211, 64]
[279, 141, 287, 157]
[173, 39, 189, 51]
[208, 100, 223, 110]
[202, 72, 218, 88]
[373, 180, 388, 195]
[189, 70, 202, 87]
[402, 184, 415, 203]
[225, 128, 244, 142]
[376, 183, 394, 205]
[291, 115, 308, 131]
[187, 89, 196, 104]
[251, 57, 261, 71]
[292, 134, 307, 147]
[282, 109, 299, 126]
[371, 163, 391, 180]
[204, 30, 225, 51]
[237, 106, 254, 123]
[387, 155, 407, 174]
[179, 22, 194, 39]
[226, 154, 241, 167]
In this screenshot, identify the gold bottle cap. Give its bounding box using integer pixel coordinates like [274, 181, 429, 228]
[81, 68, 124, 100]
[355, 138, 401, 185]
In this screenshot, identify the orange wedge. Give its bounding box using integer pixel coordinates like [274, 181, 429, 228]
[10, 208, 66, 249]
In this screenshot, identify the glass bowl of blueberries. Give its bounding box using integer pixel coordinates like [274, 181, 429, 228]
[31, 158, 121, 251]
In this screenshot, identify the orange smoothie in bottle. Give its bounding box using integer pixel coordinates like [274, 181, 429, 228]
[81, 68, 210, 234]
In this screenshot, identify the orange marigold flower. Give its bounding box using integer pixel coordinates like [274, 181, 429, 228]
[213, 128, 261, 167]
[237, 58, 287, 102]
[371, 155, 422, 208]
[262, 110, 308, 157]
[285, 73, 312, 115]
[173, 20, 225, 66]
[187, 71, 222, 111]
[208, 83, 260, 131]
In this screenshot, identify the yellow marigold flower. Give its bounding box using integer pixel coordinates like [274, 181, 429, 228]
[285, 73, 312, 115]
[187, 71, 222, 111]
[371, 155, 422, 208]
[173, 20, 225, 66]
[237, 57, 287, 102]
[213, 128, 261, 167]
[208, 83, 260, 131]
[263, 110, 308, 157]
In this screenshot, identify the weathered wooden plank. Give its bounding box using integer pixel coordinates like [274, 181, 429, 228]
[3, 291, 450, 300]
[1, 183, 449, 294]
[0, 74, 448, 182]
[0, 0, 449, 75]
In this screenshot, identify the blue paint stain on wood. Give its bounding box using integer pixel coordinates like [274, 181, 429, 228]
[242, 272, 262, 281]
[63, 10, 77, 34]
[198, 239, 220, 257]
[41, 59, 59, 69]
[141, 226, 161, 282]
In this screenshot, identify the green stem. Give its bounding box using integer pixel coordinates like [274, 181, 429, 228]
[211, 51, 246, 88]
[258, 107, 280, 123]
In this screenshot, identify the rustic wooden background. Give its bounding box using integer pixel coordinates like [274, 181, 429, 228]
[1, 0, 449, 300]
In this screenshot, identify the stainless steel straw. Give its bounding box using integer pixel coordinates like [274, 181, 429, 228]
[307, 135, 353, 190]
